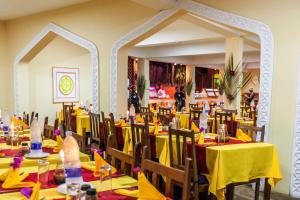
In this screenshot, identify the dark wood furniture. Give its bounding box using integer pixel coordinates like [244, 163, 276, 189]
[214, 111, 235, 134]
[73, 129, 87, 153]
[189, 103, 200, 109]
[168, 128, 208, 199]
[23, 112, 29, 125]
[140, 104, 150, 113]
[158, 107, 171, 115]
[89, 112, 101, 149]
[141, 146, 192, 200]
[106, 135, 136, 177]
[189, 109, 203, 129]
[130, 116, 151, 164]
[34, 113, 39, 120]
[100, 112, 117, 150]
[43, 123, 55, 140]
[30, 112, 35, 125]
[226, 124, 266, 200]
[140, 112, 154, 123]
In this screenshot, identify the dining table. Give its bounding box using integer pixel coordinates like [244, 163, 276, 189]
[0, 162, 138, 200]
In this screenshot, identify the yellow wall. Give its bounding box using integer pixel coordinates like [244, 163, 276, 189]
[18, 36, 91, 124]
[0, 0, 297, 195]
[195, 0, 300, 194]
[0, 21, 9, 110]
[3, 0, 157, 114]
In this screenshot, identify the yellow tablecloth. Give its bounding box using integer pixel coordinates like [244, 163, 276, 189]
[0, 139, 90, 169]
[205, 143, 282, 200]
[0, 163, 137, 200]
[76, 115, 90, 135]
[175, 112, 190, 129]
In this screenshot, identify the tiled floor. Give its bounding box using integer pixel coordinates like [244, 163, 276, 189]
[235, 185, 299, 200]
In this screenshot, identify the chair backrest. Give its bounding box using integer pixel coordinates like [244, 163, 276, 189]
[30, 112, 35, 125]
[44, 116, 49, 127]
[240, 106, 251, 117]
[130, 117, 151, 159]
[34, 113, 39, 120]
[141, 146, 191, 200]
[106, 135, 136, 177]
[140, 104, 150, 113]
[237, 124, 265, 142]
[222, 109, 237, 114]
[157, 114, 172, 126]
[140, 112, 154, 123]
[214, 111, 234, 133]
[189, 103, 199, 109]
[63, 109, 72, 132]
[90, 112, 101, 143]
[73, 129, 87, 153]
[100, 112, 117, 149]
[189, 109, 203, 128]
[43, 124, 55, 140]
[158, 107, 171, 115]
[23, 112, 29, 125]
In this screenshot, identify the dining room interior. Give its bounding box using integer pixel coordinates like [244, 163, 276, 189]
[0, 0, 299, 200]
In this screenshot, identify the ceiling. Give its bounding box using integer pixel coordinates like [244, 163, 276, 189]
[0, 0, 90, 20]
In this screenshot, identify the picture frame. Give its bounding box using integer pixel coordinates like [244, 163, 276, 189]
[52, 67, 80, 103]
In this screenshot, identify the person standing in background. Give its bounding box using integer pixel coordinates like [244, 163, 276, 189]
[244, 88, 255, 106]
[180, 86, 186, 109]
[129, 85, 140, 113]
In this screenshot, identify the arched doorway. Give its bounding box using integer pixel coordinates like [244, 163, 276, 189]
[110, 0, 273, 141]
[14, 23, 99, 115]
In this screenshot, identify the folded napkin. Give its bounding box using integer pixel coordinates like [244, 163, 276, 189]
[149, 124, 159, 135]
[115, 172, 166, 200]
[115, 120, 126, 127]
[0, 157, 35, 189]
[53, 129, 64, 152]
[12, 117, 29, 129]
[136, 115, 144, 123]
[82, 150, 117, 177]
[191, 122, 199, 133]
[197, 132, 205, 145]
[236, 128, 252, 142]
[75, 109, 84, 115]
[21, 182, 40, 200]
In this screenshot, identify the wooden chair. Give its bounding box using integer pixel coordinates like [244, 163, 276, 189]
[44, 116, 48, 127]
[140, 104, 150, 113]
[240, 106, 251, 117]
[189, 103, 199, 109]
[73, 129, 87, 153]
[30, 112, 35, 125]
[90, 112, 101, 149]
[140, 112, 154, 123]
[214, 111, 234, 134]
[141, 146, 192, 200]
[106, 135, 136, 177]
[158, 107, 171, 115]
[43, 124, 55, 140]
[189, 109, 203, 129]
[157, 114, 172, 126]
[237, 124, 265, 142]
[101, 112, 117, 150]
[23, 112, 29, 126]
[168, 128, 208, 200]
[225, 124, 265, 200]
[63, 109, 72, 133]
[34, 113, 39, 120]
[130, 116, 151, 164]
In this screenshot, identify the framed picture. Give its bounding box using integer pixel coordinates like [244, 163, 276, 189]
[52, 67, 79, 103]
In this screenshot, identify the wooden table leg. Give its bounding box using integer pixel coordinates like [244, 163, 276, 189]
[263, 178, 271, 200]
[225, 185, 234, 200]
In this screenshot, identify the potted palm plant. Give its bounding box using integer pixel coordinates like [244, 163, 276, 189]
[217, 54, 252, 105]
[137, 75, 146, 100]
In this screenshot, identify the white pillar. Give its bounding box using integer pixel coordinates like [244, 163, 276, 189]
[224, 37, 243, 111]
[137, 58, 150, 107]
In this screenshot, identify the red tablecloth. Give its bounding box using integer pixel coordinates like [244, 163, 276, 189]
[0, 136, 30, 143]
[1, 147, 55, 158]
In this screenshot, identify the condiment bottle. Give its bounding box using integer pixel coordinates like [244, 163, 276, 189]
[86, 188, 97, 200]
[80, 184, 91, 200]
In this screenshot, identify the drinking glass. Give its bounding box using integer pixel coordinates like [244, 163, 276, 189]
[99, 165, 112, 192]
[38, 159, 50, 189]
[66, 183, 81, 200]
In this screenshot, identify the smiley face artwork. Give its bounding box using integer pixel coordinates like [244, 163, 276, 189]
[59, 75, 74, 95]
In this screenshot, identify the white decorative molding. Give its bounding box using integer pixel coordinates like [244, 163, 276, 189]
[110, 0, 273, 138]
[291, 58, 300, 198]
[14, 23, 99, 114]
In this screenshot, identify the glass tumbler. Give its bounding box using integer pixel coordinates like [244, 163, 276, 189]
[38, 159, 50, 189]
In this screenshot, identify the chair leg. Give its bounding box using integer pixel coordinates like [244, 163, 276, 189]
[255, 180, 260, 200]
[263, 178, 271, 200]
[225, 185, 234, 200]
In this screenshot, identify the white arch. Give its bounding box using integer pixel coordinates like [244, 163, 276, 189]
[14, 23, 99, 113]
[110, 0, 273, 138]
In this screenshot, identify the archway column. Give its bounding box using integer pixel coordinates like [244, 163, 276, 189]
[224, 36, 243, 111]
[138, 58, 150, 107]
